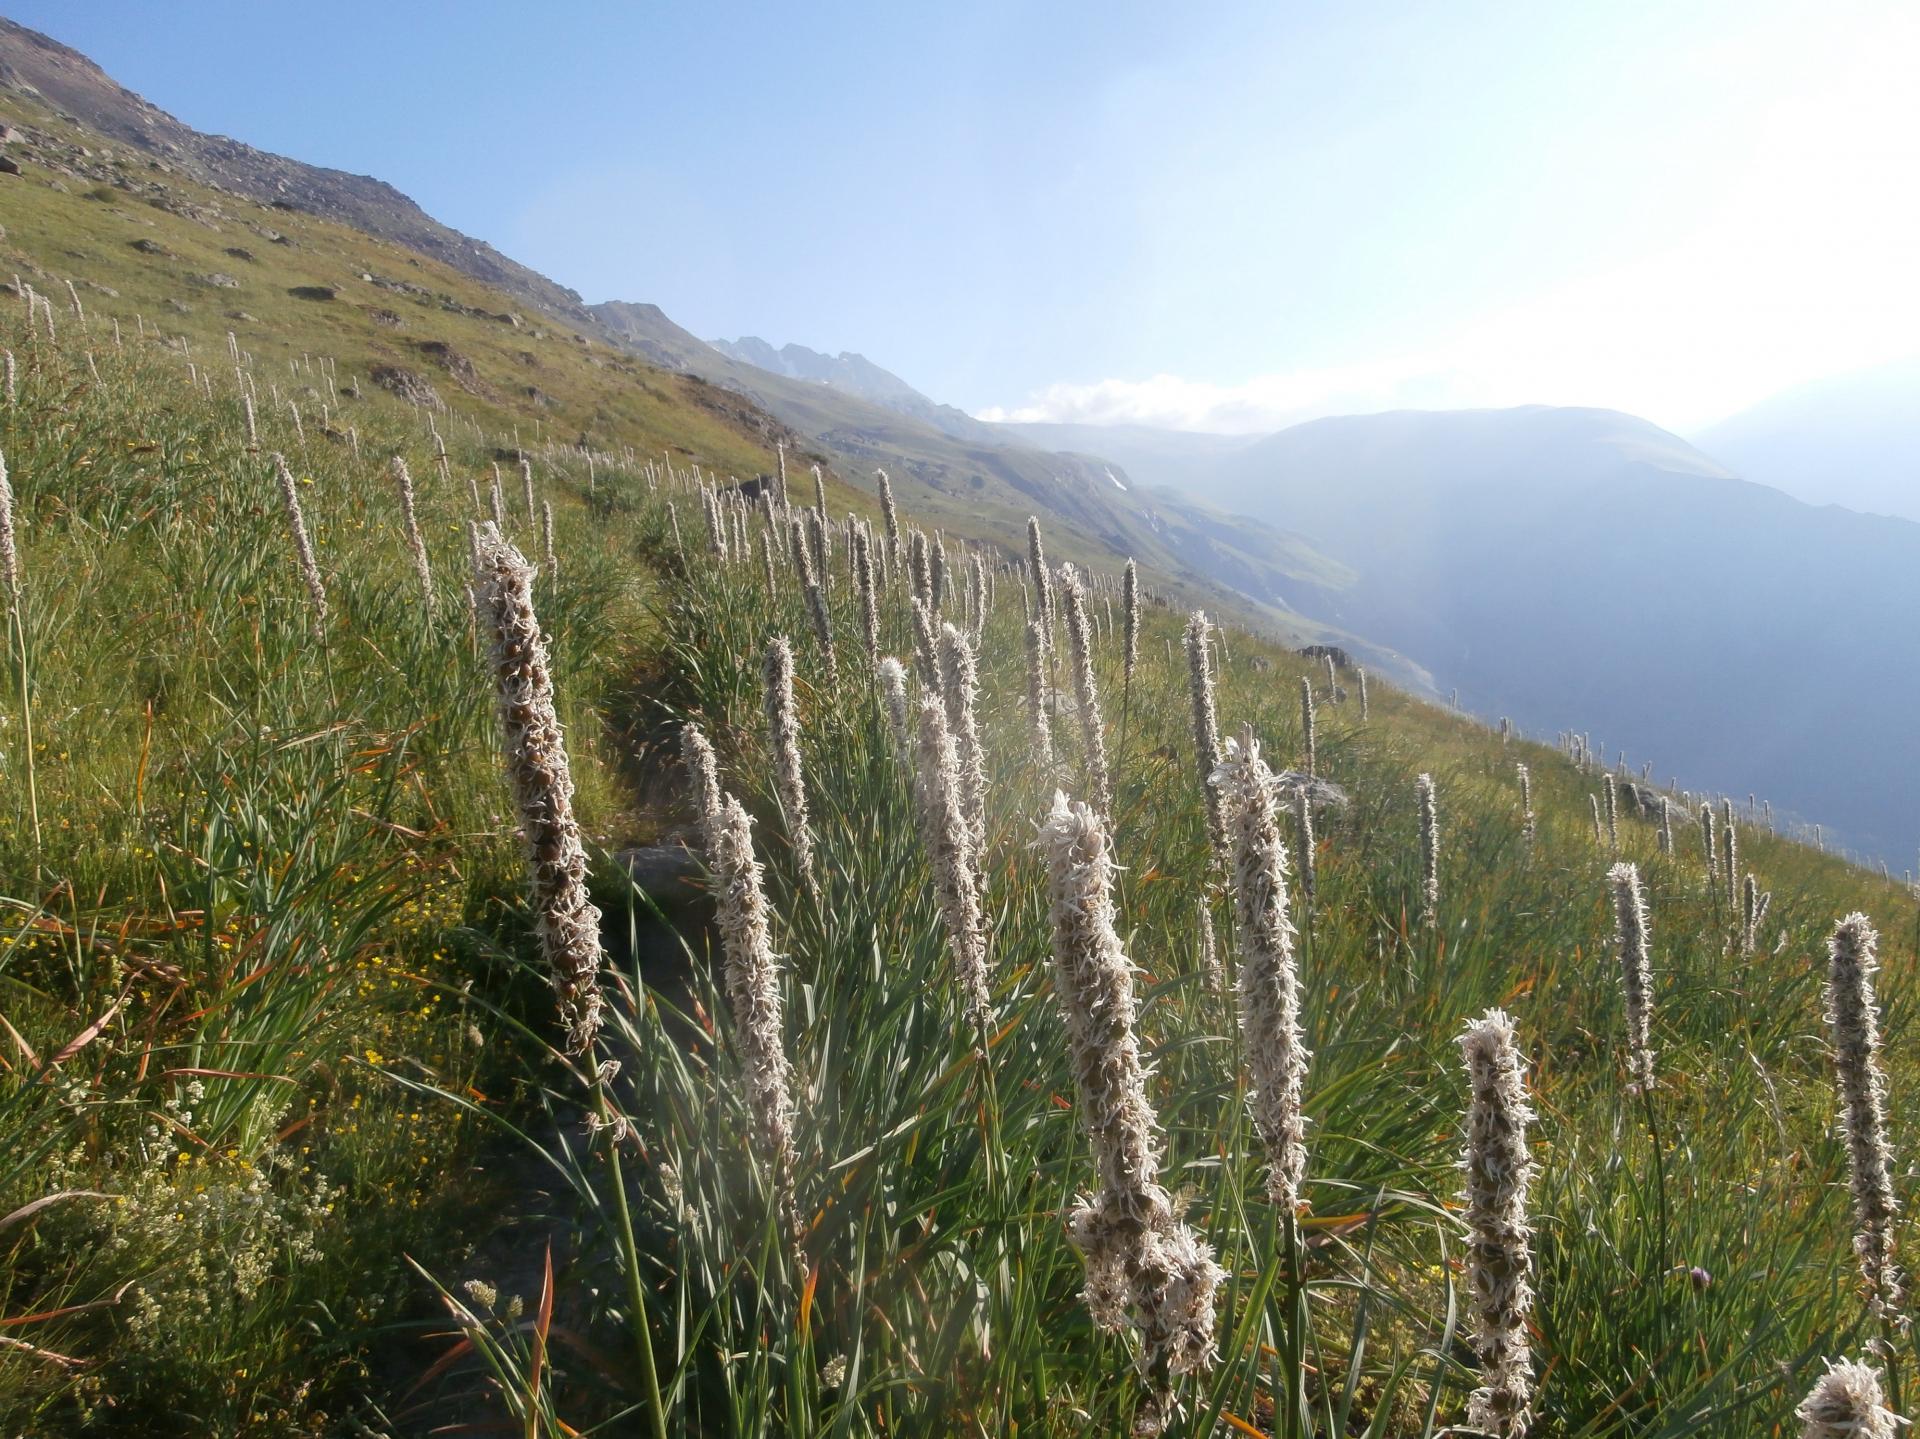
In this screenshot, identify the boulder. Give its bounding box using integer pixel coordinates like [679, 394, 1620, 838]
[129, 237, 170, 255]
[1272, 770, 1350, 811]
[223, 246, 257, 262]
[1623, 782, 1665, 818]
[616, 840, 704, 908]
[287, 284, 337, 302]
[0, 156, 20, 177]
[369, 364, 444, 411]
[196, 273, 240, 289]
[1298, 643, 1353, 669]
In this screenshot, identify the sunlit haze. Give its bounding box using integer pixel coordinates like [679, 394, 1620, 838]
[14, 0, 1918, 436]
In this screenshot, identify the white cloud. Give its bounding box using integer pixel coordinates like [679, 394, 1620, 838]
[975, 357, 1454, 434]
[984, 8, 1920, 439]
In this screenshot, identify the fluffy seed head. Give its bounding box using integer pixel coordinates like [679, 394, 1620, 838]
[877, 656, 912, 758]
[472, 523, 604, 1053]
[1060, 564, 1111, 819]
[938, 622, 988, 856]
[1213, 734, 1311, 1210]
[1417, 773, 1440, 929]
[1025, 618, 1054, 769]
[1184, 612, 1227, 861]
[1608, 862, 1655, 1092]
[763, 637, 819, 898]
[1796, 1358, 1902, 1439]
[876, 468, 901, 569]
[1038, 792, 1224, 1426]
[1824, 914, 1907, 1327]
[682, 720, 724, 848]
[1459, 1008, 1537, 1438]
[852, 526, 881, 669]
[1026, 516, 1053, 633]
[0, 447, 17, 603]
[708, 793, 807, 1276]
[270, 452, 329, 640]
[385, 456, 435, 613]
[914, 695, 991, 1024]
[1300, 676, 1317, 777]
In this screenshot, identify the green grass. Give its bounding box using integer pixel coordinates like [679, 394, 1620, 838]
[1, 167, 1917, 1438]
[417, 486, 1916, 1435]
[0, 300, 679, 1432]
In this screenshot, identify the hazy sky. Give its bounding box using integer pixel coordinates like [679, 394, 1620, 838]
[13, 0, 1918, 434]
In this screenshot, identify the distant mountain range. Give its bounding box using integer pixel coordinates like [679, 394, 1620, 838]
[632, 318, 1920, 860]
[1021, 405, 1920, 861]
[1694, 357, 1920, 523]
[707, 337, 1007, 446]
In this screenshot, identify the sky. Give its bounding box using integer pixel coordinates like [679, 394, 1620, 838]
[11, 0, 1920, 435]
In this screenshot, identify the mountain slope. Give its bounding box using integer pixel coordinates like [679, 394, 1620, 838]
[1694, 357, 1920, 522]
[993, 419, 1267, 495]
[707, 335, 1002, 445]
[0, 14, 1393, 677]
[0, 98, 787, 479]
[1171, 405, 1920, 860]
[0, 16, 596, 327]
[592, 302, 1407, 676]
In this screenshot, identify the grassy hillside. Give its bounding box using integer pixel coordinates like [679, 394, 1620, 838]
[1, 272, 1914, 1438]
[0, 65, 1403, 691]
[0, 94, 783, 480]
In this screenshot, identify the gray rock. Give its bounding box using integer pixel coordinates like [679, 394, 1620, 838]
[197, 272, 240, 289]
[1622, 782, 1664, 818]
[369, 364, 444, 411]
[1272, 770, 1350, 811]
[1298, 644, 1353, 669]
[129, 237, 170, 255]
[616, 841, 704, 907]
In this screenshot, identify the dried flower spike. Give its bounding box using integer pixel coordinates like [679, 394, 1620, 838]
[938, 622, 988, 856]
[1417, 773, 1440, 929]
[1025, 618, 1054, 769]
[1608, 862, 1655, 1092]
[1039, 792, 1224, 1434]
[1213, 734, 1311, 1211]
[389, 456, 435, 613]
[708, 793, 807, 1277]
[1184, 612, 1227, 861]
[763, 637, 821, 900]
[1459, 1008, 1537, 1439]
[1795, 1358, 1902, 1439]
[1824, 914, 1907, 1328]
[914, 695, 991, 1024]
[270, 452, 329, 640]
[1059, 564, 1112, 819]
[472, 523, 604, 1053]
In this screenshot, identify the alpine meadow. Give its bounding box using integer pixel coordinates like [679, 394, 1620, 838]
[1, 8, 1917, 1439]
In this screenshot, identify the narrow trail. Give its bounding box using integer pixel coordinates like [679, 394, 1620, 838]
[361, 678, 715, 1436]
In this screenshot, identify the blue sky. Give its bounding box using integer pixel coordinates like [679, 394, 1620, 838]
[11, 0, 1918, 432]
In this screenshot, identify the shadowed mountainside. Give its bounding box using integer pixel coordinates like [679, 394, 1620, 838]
[1174, 405, 1920, 861]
